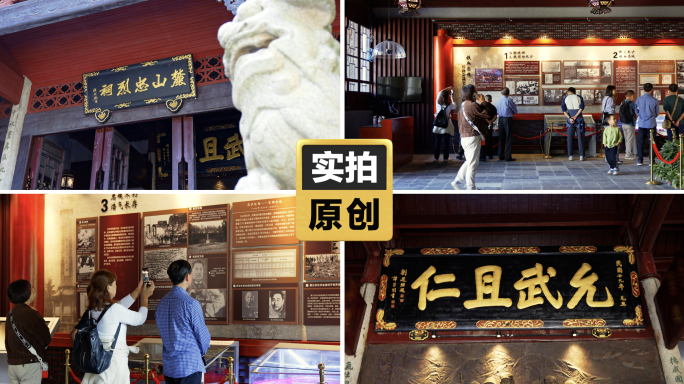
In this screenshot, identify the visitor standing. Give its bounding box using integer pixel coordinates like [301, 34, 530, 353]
[603, 114, 623, 175]
[664, 84, 684, 142]
[561, 87, 586, 161]
[433, 87, 457, 162]
[450, 85, 489, 190]
[635, 83, 660, 166]
[619, 90, 637, 160]
[480, 95, 497, 162]
[496, 87, 517, 161]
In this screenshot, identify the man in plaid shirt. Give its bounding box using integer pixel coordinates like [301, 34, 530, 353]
[156, 260, 211, 384]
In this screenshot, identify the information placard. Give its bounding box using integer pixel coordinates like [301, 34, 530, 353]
[615, 60, 638, 103]
[475, 69, 503, 91]
[541, 61, 562, 85]
[303, 283, 340, 326]
[76, 217, 97, 283]
[99, 213, 140, 310]
[504, 61, 540, 75]
[232, 246, 300, 285]
[232, 196, 297, 247]
[504, 76, 539, 105]
[639, 60, 676, 74]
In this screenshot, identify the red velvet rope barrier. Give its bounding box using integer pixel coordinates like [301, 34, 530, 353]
[151, 374, 163, 384]
[652, 143, 681, 164]
[130, 373, 144, 384]
[513, 131, 549, 140]
[69, 368, 82, 384]
[656, 131, 668, 138]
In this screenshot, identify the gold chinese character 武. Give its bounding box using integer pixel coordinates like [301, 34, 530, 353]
[410, 266, 461, 311]
[513, 263, 563, 309]
[171, 69, 186, 87]
[135, 77, 149, 93]
[153, 74, 167, 88]
[199, 137, 225, 163]
[567, 263, 614, 309]
[100, 84, 113, 97]
[224, 133, 244, 160]
[117, 79, 131, 96]
[464, 266, 512, 309]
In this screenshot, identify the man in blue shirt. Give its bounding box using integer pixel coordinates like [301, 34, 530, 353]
[156, 260, 211, 384]
[635, 83, 660, 166]
[561, 87, 586, 161]
[496, 87, 518, 161]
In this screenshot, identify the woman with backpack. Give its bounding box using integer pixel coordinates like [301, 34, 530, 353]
[433, 87, 458, 162]
[79, 270, 155, 384]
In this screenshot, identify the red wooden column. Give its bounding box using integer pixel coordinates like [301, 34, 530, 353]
[171, 117, 183, 190]
[7, 195, 44, 314]
[182, 116, 196, 190]
[433, 29, 453, 103]
[360, 241, 382, 285]
[89, 128, 105, 189]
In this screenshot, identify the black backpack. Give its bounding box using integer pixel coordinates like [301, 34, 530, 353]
[72, 305, 121, 374]
[433, 105, 449, 128]
[619, 100, 633, 124]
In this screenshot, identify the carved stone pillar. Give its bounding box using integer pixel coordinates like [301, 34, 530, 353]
[643, 278, 684, 384]
[0, 76, 31, 190]
[344, 283, 376, 384]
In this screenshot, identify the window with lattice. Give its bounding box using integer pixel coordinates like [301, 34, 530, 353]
[346, 20, 371, 93]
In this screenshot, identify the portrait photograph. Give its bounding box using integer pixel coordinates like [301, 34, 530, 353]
[77, 228, 96, 253]
[269, 290, 286, 319]
[242, 291, 259, 319]
[189, 258, 208, 289]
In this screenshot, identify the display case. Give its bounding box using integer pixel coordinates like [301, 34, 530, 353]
[249, 343, 340, 384]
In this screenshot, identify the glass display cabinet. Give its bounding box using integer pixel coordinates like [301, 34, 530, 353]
[128, 338, 239, 383]
[249, 343, 340, 384]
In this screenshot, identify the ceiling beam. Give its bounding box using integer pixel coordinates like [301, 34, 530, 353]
[393, 213, 625, 229]
[0, 57, 23, 105]
[373, 6, 684, 19]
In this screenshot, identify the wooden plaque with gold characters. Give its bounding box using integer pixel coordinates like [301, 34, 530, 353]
[374, 245, 643, 332]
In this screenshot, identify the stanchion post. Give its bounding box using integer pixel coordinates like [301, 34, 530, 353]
[65, 349, 70, 384]
[645, 129, 662, 185]
[680, 133, 683, 191]
[544, 125, 553, 159]
[228, 356, 234, 384]
[144, 354, 150, 384]
[318, 363, 325, 384]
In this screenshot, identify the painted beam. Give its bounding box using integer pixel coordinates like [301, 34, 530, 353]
[0, 59, 22, 105]
[0, 0, 151, 36]
[393, 213, 626, 228]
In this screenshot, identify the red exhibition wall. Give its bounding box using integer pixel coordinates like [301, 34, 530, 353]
[7, 194, 45, 314]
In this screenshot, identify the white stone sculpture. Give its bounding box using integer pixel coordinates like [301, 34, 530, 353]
[218, 0, 340, 190]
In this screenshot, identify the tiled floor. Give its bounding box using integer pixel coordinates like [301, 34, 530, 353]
[393, 154, 679, 190]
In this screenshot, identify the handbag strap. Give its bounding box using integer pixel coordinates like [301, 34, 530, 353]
[461, 102, 486, 140]
[94, 304, 122, 351]
[672, 96, 679, 121]
[8, 310, 48, 371]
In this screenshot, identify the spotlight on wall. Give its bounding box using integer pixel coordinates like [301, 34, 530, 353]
[572, 330, 578, 337]
[496, 331, 502, 338]
[431, 333, 437, 339]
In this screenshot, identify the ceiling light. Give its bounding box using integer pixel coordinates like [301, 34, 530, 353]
[496, 331, 502, 338]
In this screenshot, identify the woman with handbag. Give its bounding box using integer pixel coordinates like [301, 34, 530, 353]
[450, 84, 489, 190]
[433, 87, 458, 162]
[81, 270, 155, 384]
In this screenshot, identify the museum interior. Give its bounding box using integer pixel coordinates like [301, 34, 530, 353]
[345, 194, 684, 384]
[345, 0, 684, 190]
[0, 194, 341, 384]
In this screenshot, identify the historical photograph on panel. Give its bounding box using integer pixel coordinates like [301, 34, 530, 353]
[510, 96, 523, 105]
[564, 61, 601, 85]
[269, 290, 286, 319]
[543, 89, 565, 105]
[662, 74, 674, 85]
[595, 89, 605, 104]
[505, 81, 516, 92]
[189, 289, 227, 318]
[78, 254, 95, 276]
[242, 291, 258, 319]
[189, 258, 208, 289]
[523, 96, 538, 105]
[332, 241, 340, 254]
[144, 248, 188, 280]
[542, 61, 561, 73]
[581, 89, 595, 105]
[678, 61, 684, 72]
[601, 61, 613, 83]
[188, 219, 228, 255]
[516, 80, 539, 96]
[77, 228, 96, 254]
[144, 213, 188, 247]
[305, 254, 340, 280]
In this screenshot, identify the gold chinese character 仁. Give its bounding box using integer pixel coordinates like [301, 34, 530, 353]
[464, 266, 512, 309]
[410, 266, 461, 311]
[135, 77, 149, 93]
[100, 84, 113, 97]
[224, 133, 243, 160]
[513, 263, 563, 309]
[153, 74, 167, 88]
[171, 69, 186, 87]
[117, 79, 131, 96]
[199, 137, 224, 163]
[567, 263, 614, 309]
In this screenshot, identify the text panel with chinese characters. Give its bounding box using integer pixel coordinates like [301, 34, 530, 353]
[296, 140, 393, 241]
[83, 54, 196, 114]
[375, 246, 642, 332]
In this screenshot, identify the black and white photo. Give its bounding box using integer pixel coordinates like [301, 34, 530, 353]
[581, 90, 595, 105]
[242, 291, 258, 319]
[305, 254, 340, 279]
[595, 90, 605, 104]
[510, 96, 523, 105]
[523, 96, 538, 105]
[78, 254, 95, 275]
[189, 258, 208, 289]
[543, 89, 564, 104]
[77, 228, 96, 253]
[269, 290, 286, 319]
[516, 80, 538, 96]
[544, 74, 554, 85]
[189, 289, 227, 318]
[505, 81, 516, 92]
[601, 62, 612, 78]
[144, 248, 188, 280]
[144, 213, 187, 247]
[542, 62, 560, 73]
[188, 219, 228, 254]
[678, 61, 684, 72]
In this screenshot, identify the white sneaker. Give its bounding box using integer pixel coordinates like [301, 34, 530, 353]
[625, 156, 635, 160]
[568, 156, 573, 161]
[450, 179, 463, 190]
[613, 169, 620, 175]
[607, 169, 613, 174]
[580, 156, 586, 161]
